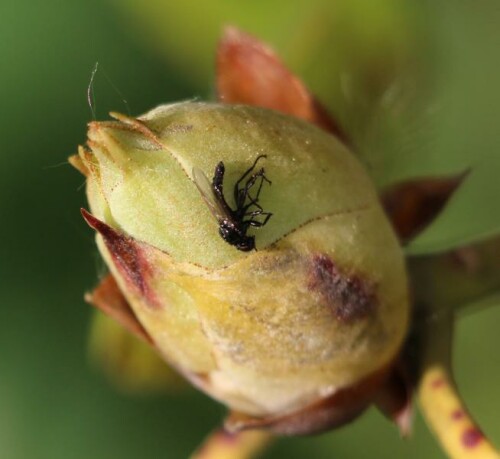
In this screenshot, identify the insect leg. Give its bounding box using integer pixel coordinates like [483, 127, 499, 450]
[245, 208, 264, 217]
[233, 155, 267, 204]
[248, 169, 271, 203]
[246, 216, 270, 228]
[241, 196, 263, 214]
[246, 212, 273, 227]
[238, 167, 271, 209]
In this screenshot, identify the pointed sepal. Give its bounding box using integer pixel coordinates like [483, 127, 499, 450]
[216, 27, 348, 143]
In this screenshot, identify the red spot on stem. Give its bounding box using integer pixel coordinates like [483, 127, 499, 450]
[461, 428, 484, 449]
[431, 378, 446, 389]
[451, 410, 465, 421]
[217, 430, 238, 445]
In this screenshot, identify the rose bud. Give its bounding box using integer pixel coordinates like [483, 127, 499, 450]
[73, 101, 409, 435]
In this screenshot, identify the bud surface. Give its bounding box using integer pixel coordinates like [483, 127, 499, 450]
[77, 102, 409, 425]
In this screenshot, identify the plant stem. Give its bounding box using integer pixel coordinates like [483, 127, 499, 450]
[417, 313, 500, 459]
[190, 428, 274, 459]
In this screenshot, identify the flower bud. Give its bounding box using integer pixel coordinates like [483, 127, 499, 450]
[74, 102, 409, 433]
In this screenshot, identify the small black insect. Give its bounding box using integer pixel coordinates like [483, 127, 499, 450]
[193, 155, 272, 251]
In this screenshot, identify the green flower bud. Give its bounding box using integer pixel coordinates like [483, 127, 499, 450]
[75, 102, 409, 433]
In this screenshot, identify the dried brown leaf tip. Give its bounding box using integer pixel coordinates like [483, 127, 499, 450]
[381, 172, 467, 242]
[81, 209, 159, 309]
[216, 26, 348, 143]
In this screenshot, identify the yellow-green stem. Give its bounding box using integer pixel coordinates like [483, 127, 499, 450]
[190, 429, 274, 459]
[417, 313, 500, 459]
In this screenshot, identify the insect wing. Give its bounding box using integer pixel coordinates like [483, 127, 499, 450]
[192, 167, 231, 224]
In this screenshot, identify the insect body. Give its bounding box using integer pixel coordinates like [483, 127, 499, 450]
[193, 155, 272, 251]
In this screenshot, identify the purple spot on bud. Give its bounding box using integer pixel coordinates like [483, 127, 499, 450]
[308, 254, 376, 322]
[451, 410, 465, 421]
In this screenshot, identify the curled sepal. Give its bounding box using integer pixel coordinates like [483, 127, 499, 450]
[216, 27, 348, 143]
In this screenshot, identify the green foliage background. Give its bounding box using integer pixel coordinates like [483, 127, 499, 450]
[0, 0, 498, 458]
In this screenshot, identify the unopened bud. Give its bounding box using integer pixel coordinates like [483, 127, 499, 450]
[73, 102, 409, 433]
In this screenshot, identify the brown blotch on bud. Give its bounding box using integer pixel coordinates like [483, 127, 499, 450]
[308, 254, 377, 322]
[81, 209, 158, 307]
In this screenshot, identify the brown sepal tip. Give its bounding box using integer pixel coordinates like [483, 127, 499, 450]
[80, 209, 159, 308]
[381, 171, 469, 243]
[216, 26, 349, 144]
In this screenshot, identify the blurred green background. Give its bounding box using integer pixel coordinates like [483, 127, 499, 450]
[0, 0, 499, 458]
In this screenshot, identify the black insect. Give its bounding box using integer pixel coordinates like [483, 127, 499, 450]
[192, 155, 272, 251]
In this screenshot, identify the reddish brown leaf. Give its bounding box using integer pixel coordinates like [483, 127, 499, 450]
[85, 274, 154, 346]
[216, 27, 348, 143]
[381, 173, 467, 243]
